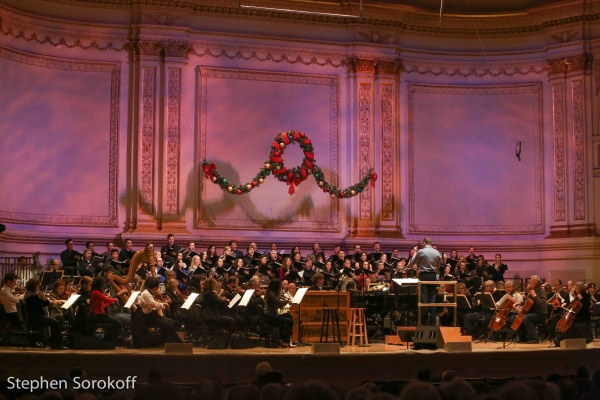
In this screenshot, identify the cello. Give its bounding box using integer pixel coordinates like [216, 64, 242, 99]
[555, 299, 582, 333]
[489, 298, 515, 332]
[510, 283, 535, 331]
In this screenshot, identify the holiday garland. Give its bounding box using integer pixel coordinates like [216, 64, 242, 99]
[202, 130, 377, 198]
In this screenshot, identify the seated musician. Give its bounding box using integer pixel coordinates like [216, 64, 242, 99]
[164, 278, 186, 321]
[264, 278, 296, 348]
[455, 283, 473, 329]
[23, 278, 65, 350]
[222, 276, 240, 300]
[462, 280, 496, 339]
[138, 277, 183, 344]
[495, 281, 523, 309]
[511, 275, 547, 344]
[553, 281, 592, 347]
[309, 273, 325, 291]
[89, 277, 123, 343]
[201, 277, 236, 332]
[547, 279, 570, 340]
[48, 279, 67, 331]
[78, 249, 95, 277]
[0, 272, 24, 328]
[101, 265, 132, 327]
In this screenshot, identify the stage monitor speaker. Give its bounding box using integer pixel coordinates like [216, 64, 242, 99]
[311, 343, 340, 354]
[165, 343, 193, 354]
[413, 326, 443, 349]
[412, 326, 467, 350]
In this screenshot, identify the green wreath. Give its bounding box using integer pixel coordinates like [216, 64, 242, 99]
[202, 130, 376, 198]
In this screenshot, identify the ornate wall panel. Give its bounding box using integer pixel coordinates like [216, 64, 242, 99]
[140, 67, 156, 215]
[359, 82, 373, 221]
[164, 68, 181, 215]
[552, 82, 567, 222]
[571, 80, 586, 220]
[380, 83, 395, 221]
[407, 83, 544, 234]
[196, 67, 340, 232]
[0, 45, 119, 227]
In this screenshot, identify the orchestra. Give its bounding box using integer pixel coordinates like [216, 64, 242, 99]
[0, 236, 598, 350]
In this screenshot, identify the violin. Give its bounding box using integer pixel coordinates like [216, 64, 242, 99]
[556, 299, 583, 333]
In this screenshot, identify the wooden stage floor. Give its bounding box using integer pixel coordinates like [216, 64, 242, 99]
[1, 340, 600, 388]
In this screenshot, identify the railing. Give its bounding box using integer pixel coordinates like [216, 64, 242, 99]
[0, 257, 38, 284]
[417, 280, 458, 327]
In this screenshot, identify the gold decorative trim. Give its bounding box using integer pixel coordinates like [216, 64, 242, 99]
[407, 83, 544, 234]
[380, 83, 395, 221]
[196, 67, 340, 232]
[140, 67, 156, 216]
[545, 53, 591, 75]
[358, 82, 373, 221]
[164, 68, 181, 215]
[0, 44, 119, 227]
[552, 82, 566, 222]
[572, 80, 586, 220]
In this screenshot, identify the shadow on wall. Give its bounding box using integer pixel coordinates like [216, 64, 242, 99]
[186, 160, 335, 230]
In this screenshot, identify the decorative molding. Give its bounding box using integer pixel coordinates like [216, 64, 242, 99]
[552, 82, 566, 222]
[407, 83, 544, 234]
[376, 60, 401, 76]
[196, 67, 340, 232]
[190, 44, 348, 68]
[140, 67, 156, 216]
[550, 30, 578, 43]
[572, 80, 586, 220]
[380, 83, 394, 221]
[596, 61, 600, 95]
[165, 68, 181, 215]
[358, 31, 393, 44]
[0, 44, 119, 227]
[143, 12, 183, 26]
[348, 58, 376, 74]
[404, 60, 546, 78]
[359, 82, 373, 221]
[545, 53, 591, 75]
[135, 40, 193, 59]
[0, 15, 126, 51]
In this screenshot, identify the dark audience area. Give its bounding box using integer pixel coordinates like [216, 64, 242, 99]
[1, 364, 600, 400]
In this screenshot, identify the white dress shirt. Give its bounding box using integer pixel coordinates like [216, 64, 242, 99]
[138, 289, 165, 314]
[0, 285, 24, 313]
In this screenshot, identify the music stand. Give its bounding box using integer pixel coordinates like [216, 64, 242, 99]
[293, 288, 309, 346]
[398, 329, 415, 350]
[40, 271, 63, 290]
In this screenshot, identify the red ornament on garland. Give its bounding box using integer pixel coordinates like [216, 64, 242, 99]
[252, 181, 257, 187]
[236, 189, 242, 195]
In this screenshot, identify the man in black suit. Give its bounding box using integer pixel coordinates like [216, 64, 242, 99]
[161, 233, 180, 266]
[60, 238, 81, 276]
[309, 273, 325, 291]
[229, 239, 244, 259]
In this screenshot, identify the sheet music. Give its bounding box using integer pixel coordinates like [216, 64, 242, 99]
[292, 287, 308, 304]
[228, 294, 241, 308]
[239, 289, 255, 306]
[124, 291, 140, 308]
[181, 293, 199, 310]
[392, 278, 419, 286]
[61, 294, 80, 309]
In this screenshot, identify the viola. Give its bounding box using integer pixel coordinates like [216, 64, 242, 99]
[555, 299, 583, 333]
[489, 298, 515, 332]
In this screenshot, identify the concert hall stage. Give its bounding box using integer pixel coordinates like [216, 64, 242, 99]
[1, 341, 599, 388]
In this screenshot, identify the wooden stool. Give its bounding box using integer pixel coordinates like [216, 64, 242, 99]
[347, 307, 368, 346]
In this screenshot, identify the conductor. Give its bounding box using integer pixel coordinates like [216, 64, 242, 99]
[409, 237, 441, 325]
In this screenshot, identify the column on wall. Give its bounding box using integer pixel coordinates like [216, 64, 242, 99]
[347, 58, 403, 237]
[374, 60, 403, 237]
[547, 54, 598, 237]
[128, 40, 191, 233]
